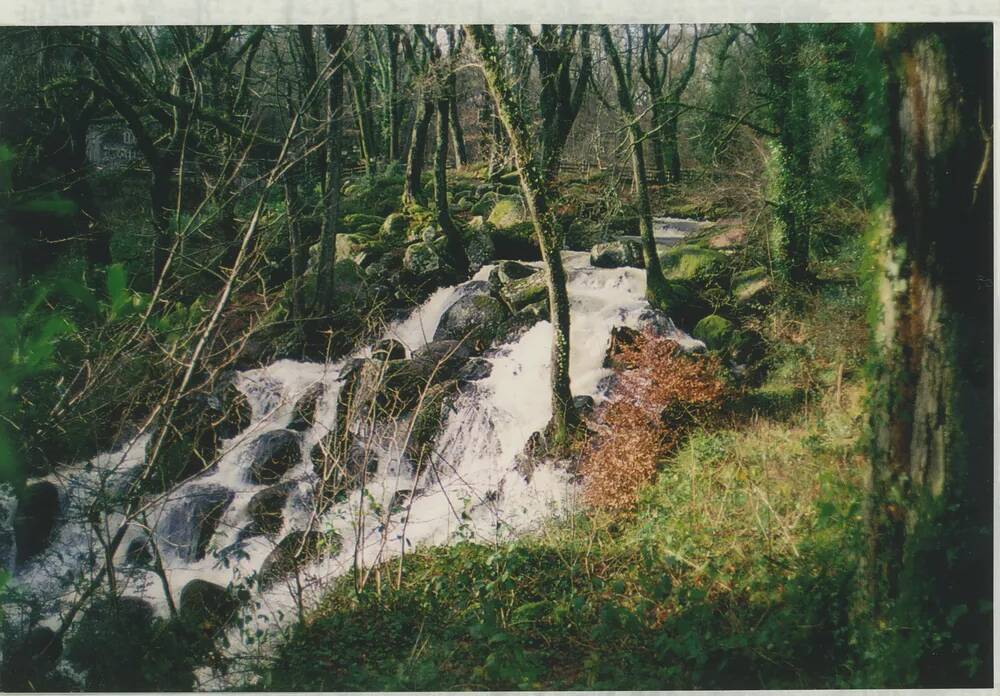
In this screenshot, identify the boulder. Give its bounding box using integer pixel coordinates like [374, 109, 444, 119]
[335, 233, 374, 263]
[259, 530, 341, 588]
[590, 240, 644, 269]
[125, 535, 153, 567]
[470, 191, 500, 217]
[310, 434, 377, 487]
[179, 579, 239, 633]
[464, 224, 496, 271]
[405, 382, 456, 469]
[692, 314, 736, 352]
[497, 259, 538, 284]
[658, 244, 726, 281]
[433, 286, 511, 349]
[410, 339, 472, 377]
[372, 338, 407, 361]
[14, 481, 60, 564]
[158, 484, 234, 562]
[732, 267, 773, 306]
[246, 481, 296, 537]
[381, 212, 409, 237]
[207, 374, 251, 441]
[421, 226, 438, 244]
[403, 241, 441, 277]
[490, 222, 540, 261]
[486, 196, 528, 229]
[572, 395, 596, 416]
[457, 357, 493, 384]
[499, 271, 547, 312]
[287, 383, 325, 432]
[242, 429, 301, 484]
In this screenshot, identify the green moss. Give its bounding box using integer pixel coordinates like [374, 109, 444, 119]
[486, 196, 528, 229]
[692, 314, 736, 351]
[658, 244, 726, 281]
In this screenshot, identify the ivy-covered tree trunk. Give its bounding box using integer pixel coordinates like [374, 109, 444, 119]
[433, 96, 470, 277]
[467, 24, 577, 442]
[759, 24, 813, 283]
[866, 23, 992, 685]
[314, 26, 347, 314]
[600, 27, 673, 310]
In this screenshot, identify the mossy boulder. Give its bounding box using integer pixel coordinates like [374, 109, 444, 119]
[464, 224, 495, 271]
[433, 286, 511, 349]
[403, 241, 441, 277]
[732, 266, 773, 306]
[487, 196, 528, 229]
[499, 270, 547, 312]
[335, 233, 375, 264]
[692, 314, 737, 352]
[590, 240, 644, 269]
[14, 481, 61, 564]
[490, 222, 540, 261]
[380, 212, 409, 238]
[658, 244, 726, 281]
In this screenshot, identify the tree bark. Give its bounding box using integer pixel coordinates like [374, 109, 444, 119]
[314, 26, 347, 314]
[467, 25, 577, 442]
[402, 94, 434, 206]
[434, 97, 470, 276]
[866, 23, 992, 685]
[600, 27, 673, 310]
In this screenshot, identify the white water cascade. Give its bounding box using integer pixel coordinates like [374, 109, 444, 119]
[4, 220, 703, 687]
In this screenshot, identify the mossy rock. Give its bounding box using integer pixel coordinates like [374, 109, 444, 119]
[433, 290, 511, 349]
[246, 481, 296, 538]
[381, 212, 409, 238]
[692, 314, 737, 352]
[403, 241, 442, 277]
[241, 429, 302, 485]
[658, 244, 726, 281]
[590, 240, 644, 269]
[486, 196, 528, 229]
[499, 271, 547, 312]
[464, 223, 496, 271]
[335, 233, 376, 263]
[490, 222, 540, 261]
[343, 213, 383, 230]
[287, 383, 325, 432]
[732, 266, 773, 305]
[405, 382, 457, 470]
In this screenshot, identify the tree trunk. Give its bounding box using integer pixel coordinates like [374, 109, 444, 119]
[663, 106, 682, 183]
[467, 24, 577, 443]
[347, 56, 377, 178]
[866, 23, 992, 686]
[284, 165, 305, 322]
[402, 94, 434, 206]
[314, 26, 347, 314]
[649, 99, 669, 185]
[600, 27, 673, 310]
[434, 97, 470, 276]
[448, 95, 468, 168]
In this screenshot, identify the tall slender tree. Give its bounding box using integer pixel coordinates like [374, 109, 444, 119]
[466, 24, 578, 442]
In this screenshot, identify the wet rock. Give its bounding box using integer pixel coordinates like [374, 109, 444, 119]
[514, 431, 547, 482]
[14, 481, 60, 564]
[390, 488, 423, 512]
[572, 395, 596, 416]
[246, 481, 297, 538]
[207, 372, 251, 441]
[242, 429, 301, 484]
[405, 383, 456, 470]
[410, 339, 472, 377]
[499, 270, 547, 312]
[125, 535, 153, 567]
[179, 579, 239, 632]
[259, 530, 341, 588]
[457, 357, 493, 383]
[1, 626, 63, 691]
[287, 383, 325, 432]
[590, 240, 644, 268]
[603, 326, 644, 367]
[433, 285, 511, 349]
[373, 338, 407, 361]
[158, 484, 234, 562]
[490, 223, 541, 261]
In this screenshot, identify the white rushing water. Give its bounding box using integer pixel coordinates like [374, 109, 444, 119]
[4, 222, 704, 688]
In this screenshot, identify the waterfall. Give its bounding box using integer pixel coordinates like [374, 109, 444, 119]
[3, 222, 704, 686]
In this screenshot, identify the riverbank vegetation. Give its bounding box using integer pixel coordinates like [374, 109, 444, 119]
[0, 22, 991, 691]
